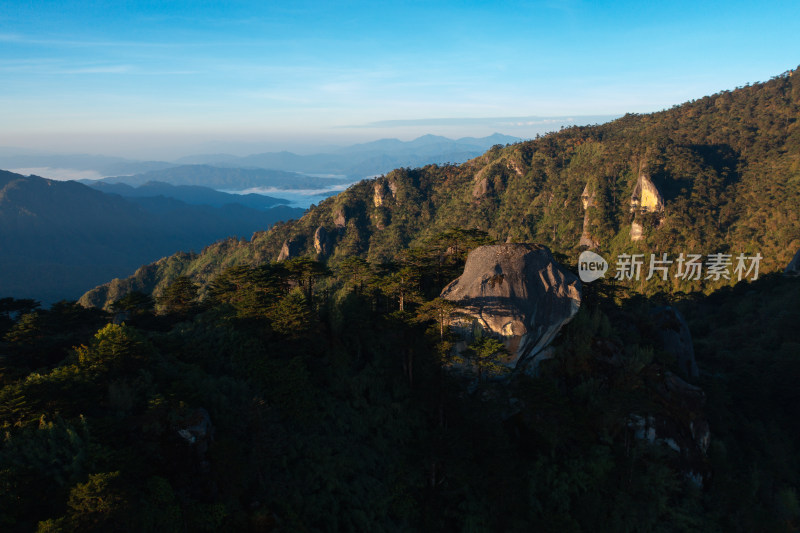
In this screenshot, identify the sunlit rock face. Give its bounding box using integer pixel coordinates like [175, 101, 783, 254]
[373, 182, 386, 207]
[630, 220, 644, 241]
[313, 226, 331, 256]
[581, 182, 595, 210]
[630, 173, 665, 241]
[580, 182, 600, 248]
[277, 238, 302, 261]
[630, 173, 664, 212]
[441, 244, 581, 373]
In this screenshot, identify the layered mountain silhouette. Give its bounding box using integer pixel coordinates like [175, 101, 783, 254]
[0, 171, 303, 303]
[174, 133, 521, 177]
[0, 150, 173, 176]
[83, 180, 290, 209]
[96, 165, 348, 190]
[0, 134, 522, 186]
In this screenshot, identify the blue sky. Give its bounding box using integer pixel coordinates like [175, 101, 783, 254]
[1, 0, 798, 158]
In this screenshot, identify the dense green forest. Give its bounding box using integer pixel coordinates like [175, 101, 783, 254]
[81, 68, 799, 309]
[3, 248, 800, 531]
[1, 70, 800, 531]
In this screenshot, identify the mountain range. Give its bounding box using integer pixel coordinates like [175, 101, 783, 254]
[1, 71, 799, 532]
[173, 133, 521, 177]
[0, 134, 524, 304]
[1, 133, 521, 182]
[80, 70, 800, 309]
[82, 180, 290, 209]
[0, 171, 303, 303]
[95, 165, 352, 190]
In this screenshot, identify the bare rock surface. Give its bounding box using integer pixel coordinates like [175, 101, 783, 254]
[313, 226, 331, 256]
[630, 173, 665, 213]
[441, 244, 581, 371]
[277, 238, 303, 261]
[630, 173, 665, 241]
[580, 182, 600, 248]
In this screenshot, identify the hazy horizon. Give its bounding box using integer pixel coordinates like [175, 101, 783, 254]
[2, 1, 798, 160]
[0, 116, 618, 161]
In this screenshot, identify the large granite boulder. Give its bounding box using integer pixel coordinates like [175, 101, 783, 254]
[441, 244, 581, 373]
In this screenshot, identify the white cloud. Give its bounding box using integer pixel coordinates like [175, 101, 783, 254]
[8, 167, 103, 181]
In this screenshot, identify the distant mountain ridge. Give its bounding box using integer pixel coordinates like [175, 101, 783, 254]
[83, 180, 290, 208]
[0, 153, 173, 176]
[0, 134, 522, 182]
[0, 170, 303, 303]
[79, 69, 800, 310]
[174, 133, 521, 177]
[97, 165, 346, 190]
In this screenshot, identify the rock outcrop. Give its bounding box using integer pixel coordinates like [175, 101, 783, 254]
[472, 175, 492, 199]
[628, 371, 710, 485]
[471, 158, 523, 200]
[630, 173, 665, 241]
[785, 248, 800, 276]
[630, 220, 645, 241]
[313, 226, 332, 256]
[333, 207, 347, 229]
[176, 407, 214, 459]
[579, 182, 600, 248]
[373, 181, 389, 207]
[581, 182, 594, 210]
[441, 244, 582, 375]
[386, 176, 398, 198]
[630, 173, 664, 213]
[277, 238, 303, 261]
[650, 306, 699, 378]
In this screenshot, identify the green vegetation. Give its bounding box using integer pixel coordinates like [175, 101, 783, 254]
[82, 68, 799, 310]
[3, 246, 800, 530]
[1, 70, 799, 530]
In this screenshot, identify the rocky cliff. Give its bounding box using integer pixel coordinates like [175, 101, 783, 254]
[441, 244, 581, 375]
[630, 173, 665, 241]
[579, 182, 600, 248]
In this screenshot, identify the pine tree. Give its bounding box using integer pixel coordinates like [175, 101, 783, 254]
[156, 276, 199, 316]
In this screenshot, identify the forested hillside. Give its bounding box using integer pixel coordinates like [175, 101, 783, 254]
[1, 70, 799, 531]
[83, 69, 799, 309]
[4, 238, 800, 531]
